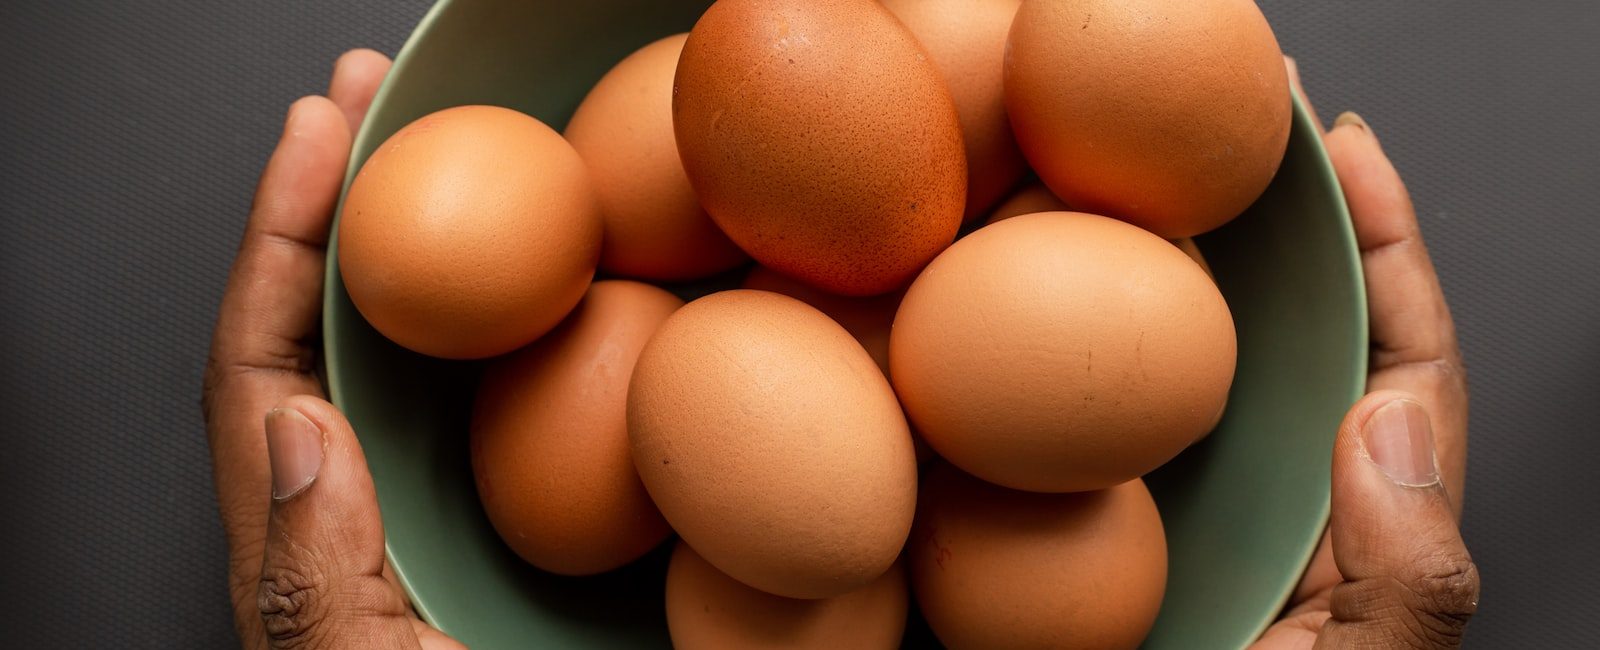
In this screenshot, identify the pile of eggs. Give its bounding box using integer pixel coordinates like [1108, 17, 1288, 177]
[337, 0, 1290, 647]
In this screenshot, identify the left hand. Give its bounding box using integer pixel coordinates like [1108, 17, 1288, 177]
[201, 49, 463, 649]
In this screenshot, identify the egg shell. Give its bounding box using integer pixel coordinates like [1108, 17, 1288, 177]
[628, 290, 918, 598]
[740, 266, 933, 463]
[564, 34, 747, 281]
[470, 280, 680, 575]
[983, 181, 1070, 225]
[666, 541, 908, 649]
[1005, 0, 1291, 238]
[740, 266, 900, 376]
[890, 212, 1236, 492]
[881, 0, 1028, 220]
[910, 465, 1166, 650]
[338, 105, 601, 359]
[673, 0, 967, 296]
[1174, 236, 1214, 279]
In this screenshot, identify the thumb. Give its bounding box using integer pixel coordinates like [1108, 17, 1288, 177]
[258, 395, 421, 649]
[1315, 391, 1480, 649]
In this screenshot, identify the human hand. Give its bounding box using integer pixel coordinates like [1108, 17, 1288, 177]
[1251, 59, 1479, 649]
[202, 49, 463, 649]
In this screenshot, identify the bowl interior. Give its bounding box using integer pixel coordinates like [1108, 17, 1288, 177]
[323, 1, 1367, 647]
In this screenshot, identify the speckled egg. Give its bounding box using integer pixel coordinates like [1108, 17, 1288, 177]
[673, 0, 967, 296]
[881, 0, 1028, 220]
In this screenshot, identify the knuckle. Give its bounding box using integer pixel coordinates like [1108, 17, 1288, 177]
[257, 564, 327, 648]
[1402, 557, 1481, 642]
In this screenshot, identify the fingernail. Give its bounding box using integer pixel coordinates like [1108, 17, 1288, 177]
[266, 407, 324, 500]
[1363, 399, 1439, 487]
[1334, 111, 1370, 134]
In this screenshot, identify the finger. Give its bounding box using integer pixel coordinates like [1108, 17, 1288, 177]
[258, 396, 441, 649]
[414, 618, 470, 650]
[1314, 391, 1479, 649]
[328, 49, 393, 134]
[1326, 116, 1469, 509]
[1283, 55, 1323, 135]
[201, 95, 352, 636]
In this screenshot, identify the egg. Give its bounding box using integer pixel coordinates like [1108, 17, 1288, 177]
[890, 212, 1236, 492]
[338, 105, 601, 359]
[564, 34, 748, 281]
[1005, 0, 1291, 238]
[470, 280, 680, 575]
[986, 187, 1213, 276]
[881, 0, 1027, 220]
[673, 0, 967, 296]
[983, 182, 1069, 225]
[666, 541, 908, 649]
[628, 290, 918, 598]
[740, 266, 899, 376]
[1174, 236, 1214, 279]
[910, 465, 1167, 650]
[740, 266, 933, 462]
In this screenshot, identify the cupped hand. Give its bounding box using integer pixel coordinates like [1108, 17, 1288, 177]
[1251, 59, 1479, 649]
[202, 49, 464, 650]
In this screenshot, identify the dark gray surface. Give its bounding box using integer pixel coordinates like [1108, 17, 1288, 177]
[0, 0, 1594, 647]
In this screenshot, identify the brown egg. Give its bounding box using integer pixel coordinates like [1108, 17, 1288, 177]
[983, 181, 1069, 225]
[881, 0, 1027, 220]
[1171, 237, 1226, 435]
[740, 266, 933, 463]
[673, 0, 967, 296]
[890, 212, 1236, 492]
[740, 266, 899, 376]
[1005, 0, 1291, 238]
[910, 465, 1166, 650]
[1173, 237, 1214, 279]
[629, 290, 918, 598]
[564, 34, 747, 281]
[470, 280, 680, 575]
[666, 541, 908, 649]
[338, 105, 600, 359]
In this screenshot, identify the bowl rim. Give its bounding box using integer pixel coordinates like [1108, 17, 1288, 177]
[320, 0, 1369, 643]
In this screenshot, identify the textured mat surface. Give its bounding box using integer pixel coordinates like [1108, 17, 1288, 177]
[2, 1, 1595, 647]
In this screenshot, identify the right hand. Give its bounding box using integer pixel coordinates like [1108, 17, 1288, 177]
[1251, 58, 1479, 649]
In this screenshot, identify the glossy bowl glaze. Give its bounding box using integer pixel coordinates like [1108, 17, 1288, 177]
[322, 1, 1367, 647]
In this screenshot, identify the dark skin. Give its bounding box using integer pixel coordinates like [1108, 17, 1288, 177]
[204, 52, 1476, 649]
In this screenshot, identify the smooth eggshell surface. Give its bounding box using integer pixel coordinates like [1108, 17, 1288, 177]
[673, 0, 967, 296]
[741, 266, 934, 463]
[666, 541, 907, 649]
[881, 0, 1028, 221]
[470, 280, 680, 575]
[1005, 0, 1291, 238]
[890, 212, 1236, 492]
[564, 34, 747, 281]
[338, 105, 601, 359]
[629, 290, 918, 599]
[910, 466, 1167, 650]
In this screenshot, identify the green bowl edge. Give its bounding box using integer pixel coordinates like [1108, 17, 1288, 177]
[318, 0, 1372, 642]
[320, 0, 453, 627]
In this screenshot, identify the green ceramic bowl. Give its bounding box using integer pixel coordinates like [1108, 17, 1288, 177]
[322, 1, 1368, 647]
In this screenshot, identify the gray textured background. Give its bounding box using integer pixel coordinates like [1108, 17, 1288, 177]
[1, 0, 1595, 647]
